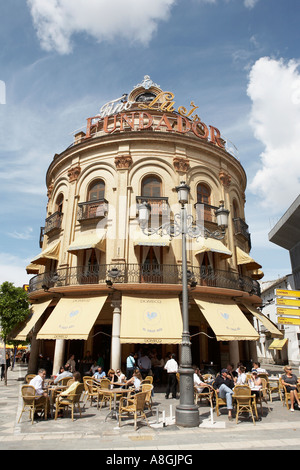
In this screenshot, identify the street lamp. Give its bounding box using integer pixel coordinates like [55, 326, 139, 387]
[137, 181, 229, 427]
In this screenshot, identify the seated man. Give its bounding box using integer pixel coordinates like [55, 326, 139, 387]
[93, 366, 106, 380]
[213, 368, 234, 420]
[54, 364, 73, 384]
[29, 368, 50, 417]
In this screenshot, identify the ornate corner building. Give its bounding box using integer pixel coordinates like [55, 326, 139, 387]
[18, 76, 283, 376]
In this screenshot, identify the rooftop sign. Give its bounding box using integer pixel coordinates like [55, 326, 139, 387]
[85, 90, 226, 149]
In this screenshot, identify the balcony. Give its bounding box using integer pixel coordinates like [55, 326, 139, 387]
[194, 202, 219, 224]
[233, 217, 251, 250]
[136, 196, 169, 216]
[28, 263, 260, 297]
[77, 199, 108, 223]
[44, 211, 63, 236]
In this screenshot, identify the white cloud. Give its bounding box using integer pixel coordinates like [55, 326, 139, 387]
[0, 253, 31, 287]
[27, 0, 176, 54]
[247, 57, 300, 212]
[244, 0, 259, 8]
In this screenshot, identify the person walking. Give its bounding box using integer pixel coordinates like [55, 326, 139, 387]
[164, 353, 178, 399]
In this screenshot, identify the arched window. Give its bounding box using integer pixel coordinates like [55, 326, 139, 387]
[232, 199, 239, 219]
[141, 175, 162, 198]
[196, 183, 211, 205]
[88, 179, 105, 201]
[197, 183, 212, 222]
[55, 194, 64, 213]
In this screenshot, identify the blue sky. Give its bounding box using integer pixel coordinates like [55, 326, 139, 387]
[1, 0, 300, 287]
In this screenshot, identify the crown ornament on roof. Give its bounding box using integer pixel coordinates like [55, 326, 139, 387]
[133, 75, 160, 90]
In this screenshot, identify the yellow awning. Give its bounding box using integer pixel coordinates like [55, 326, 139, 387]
[194, 297, 259, 341]
[268, 338, 288, 350]
[133, 227, 171, 247]
[236, 247, 262, 270]
[26, 263, 40, 274]
[194, 237, 232, 259]
[37, 296, 107, 340]
[68, 229, 106, 254]
[120, 294, 182, 344]
[241, 303, 283, 338]
[31, 241, 60, 266]
[14, 300, 53, 341]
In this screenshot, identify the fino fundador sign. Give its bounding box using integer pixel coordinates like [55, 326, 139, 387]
[85, 91, 225, 149]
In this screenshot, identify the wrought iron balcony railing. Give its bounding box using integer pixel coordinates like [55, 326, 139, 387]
[77, 199, 108, 222]
[233, 217, 251, 250]
[44, 211, 63, 235]
[29, 263, 260, 296]
[136, 196, 169, 216]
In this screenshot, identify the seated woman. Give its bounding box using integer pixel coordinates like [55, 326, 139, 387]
[115, 369, 126, 383]
[124, 369, 142, 393]
[193, 367, 211, 393]
[281, 365, 300, 412]
[56, 372, 81, 417]
[107, 369, 118, 384]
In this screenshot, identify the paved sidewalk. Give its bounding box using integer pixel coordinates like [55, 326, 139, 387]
[1, 363, 300, 451]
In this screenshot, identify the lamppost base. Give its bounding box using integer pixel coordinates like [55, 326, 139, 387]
[175, 404, 199, 427]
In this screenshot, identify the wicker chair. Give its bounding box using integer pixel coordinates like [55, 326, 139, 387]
[232, 385, 257, 425]
[54, 383, 85, 421]
[97, 378, 113, 410]
[56, 376, 74, 386]
[141, 383, 153, 411]
[85, 379, 101, 406]
[194, 384, 214, 408]
[118, 391, 150, 430]
[25, 374, 36, 384]
[18, 385, 48, 424]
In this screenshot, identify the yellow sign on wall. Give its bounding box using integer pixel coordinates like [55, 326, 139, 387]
[277, 316, 300, 326]
[276, 298, 300, 307]
[275, 289, 300, 298]
[276, 307, 300, 316]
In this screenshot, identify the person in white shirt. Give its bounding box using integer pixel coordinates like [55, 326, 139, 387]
[164, 353, 178, 399]
[29, 368, 50, 416]
[236, 365, 247, 385]
[115, 369, 126, 383]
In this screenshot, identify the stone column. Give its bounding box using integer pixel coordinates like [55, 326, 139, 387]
[229, 340, 240, 368]
[110, 294, 122, 371]
[52, 339, 66, 375]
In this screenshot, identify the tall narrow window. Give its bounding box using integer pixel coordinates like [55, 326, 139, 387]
[233, 199, 239, 219]
[55, 194, 64, 213]
[197, 183, 211, 205]
[88, 179, 105, 201]
[197, 183, 212, 222]
[142, 175, 161, 198]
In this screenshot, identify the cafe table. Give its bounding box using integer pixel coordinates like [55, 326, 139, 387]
[98, 385, 131, 421]
[46, 384, 68, 417]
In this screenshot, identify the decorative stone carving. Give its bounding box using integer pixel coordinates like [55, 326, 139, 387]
[219, 170, 231, 187]
[47, 183, 54, 200]
[173, 157, 190, 173]
[68, 165, 81, 182]
[114, 155, 132, 170]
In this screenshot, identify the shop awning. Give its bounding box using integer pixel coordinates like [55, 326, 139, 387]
[31, 241, 60, 266]
[194, 237, 232, 259]
[194, 297, 259, 341]
[68, 229, 106, 254]
[268, 338, 288, 350]
[120, 294, 182, 344]
[241, 303, 283, 338]
[236, 247, 262, 270]
[13, 299, 53, 341]
[36, 295, 107, 340]
[132, 227, 171, 247]
[26, 263, 40, 274]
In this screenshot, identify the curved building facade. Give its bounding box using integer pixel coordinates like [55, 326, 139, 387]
[22, 76, 277, 376]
